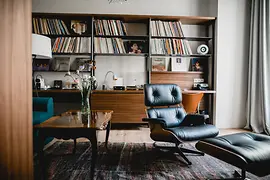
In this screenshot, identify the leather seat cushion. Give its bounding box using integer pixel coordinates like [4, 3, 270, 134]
[196, 132, 270, 177]
[144, 84, 182, 106]
[166, 124, 219, 141]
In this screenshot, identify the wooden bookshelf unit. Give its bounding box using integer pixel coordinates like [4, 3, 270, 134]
[32, 13, 216, 123]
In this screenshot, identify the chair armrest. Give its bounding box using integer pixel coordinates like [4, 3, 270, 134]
[180, 114, 206, 126]
[33, 97, 54, 116]
[142, 118, 167, 128]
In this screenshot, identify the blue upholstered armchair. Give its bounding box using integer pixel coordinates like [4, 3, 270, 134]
[33, 97, 54, 151]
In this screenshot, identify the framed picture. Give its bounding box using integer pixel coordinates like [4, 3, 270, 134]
[126, 41, 147, 54]
[71, 20, 87, 35]
[152, 57, 167, 71]
[171, 57, 189, 71]
[190, 58, 205, 72]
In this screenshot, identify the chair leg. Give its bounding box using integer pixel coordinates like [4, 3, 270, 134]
[175, 147, 192, 165]
[211, 170, 248, 180]
[73, 139, 77, 154]
[234, 170, 247, 180]
[180, 147, 204, 156]
[153, 142, 202, 165]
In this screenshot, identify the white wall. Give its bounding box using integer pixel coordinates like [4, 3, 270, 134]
[32, 0, 251, 128]
[215, 0, 250, 128]
[33, 0, 214, 16]
[33, 56, 147, 89]
[32, 0, 216, 89]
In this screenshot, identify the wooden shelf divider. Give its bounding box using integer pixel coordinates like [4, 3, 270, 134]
[94, 35, 148, 39]
[151, 36, 212, 41]
[151, 54, 211, 57]
[94, 53, 147, 56]
[40, 34, 92, 38]
[151, 71, 203, 74]
[52, 53, 91, 55]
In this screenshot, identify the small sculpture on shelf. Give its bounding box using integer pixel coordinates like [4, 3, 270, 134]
[71, 20, 87, 35]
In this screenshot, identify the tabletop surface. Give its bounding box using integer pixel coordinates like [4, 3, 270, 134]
[34, 110, 113, 130]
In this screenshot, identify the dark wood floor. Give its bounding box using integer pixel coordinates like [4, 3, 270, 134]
[45, 127, 250, 149]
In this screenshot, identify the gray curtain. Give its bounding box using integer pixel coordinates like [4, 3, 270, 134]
[246, 0, 270, 134]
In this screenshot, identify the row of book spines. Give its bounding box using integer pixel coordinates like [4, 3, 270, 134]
[151, 20, 184, 37]
[94, 19, 127, 36]
[52, 37, 91, 53]
[32, 18, 70, 35]
[151, 39, 192, 55]
[94, 37, 126, 54]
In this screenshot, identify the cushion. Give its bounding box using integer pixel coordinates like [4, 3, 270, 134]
[167, 124, 219, 141]
[33, 103, 47, 111]
[196, 132, 270, 177]
[147, 107, 186, 128]
[144, 84, 182, 106]
[33, 112, 51, 125]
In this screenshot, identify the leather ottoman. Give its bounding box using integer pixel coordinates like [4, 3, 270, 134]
[196, 132, 270, 179]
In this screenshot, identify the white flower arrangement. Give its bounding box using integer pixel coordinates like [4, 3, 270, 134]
[64, 67, 97, 113]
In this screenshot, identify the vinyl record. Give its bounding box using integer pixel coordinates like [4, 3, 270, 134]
[197, 44, 209, 55]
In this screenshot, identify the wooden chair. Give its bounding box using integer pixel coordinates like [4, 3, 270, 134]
[182, 93, 204, 114]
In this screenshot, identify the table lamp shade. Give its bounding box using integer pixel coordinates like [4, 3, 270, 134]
[32, 34, 52, 59]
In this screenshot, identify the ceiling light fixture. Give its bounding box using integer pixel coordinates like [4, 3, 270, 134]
[108, 0, 128, 4]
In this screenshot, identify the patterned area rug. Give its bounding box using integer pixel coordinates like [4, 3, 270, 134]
[34, 141, 269, 180]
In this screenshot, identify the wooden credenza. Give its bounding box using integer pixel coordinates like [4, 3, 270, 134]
[91, 90, 147, 124]
[33, 89, 215, 124]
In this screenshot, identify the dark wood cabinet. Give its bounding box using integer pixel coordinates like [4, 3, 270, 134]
[91, 91, 146, 124]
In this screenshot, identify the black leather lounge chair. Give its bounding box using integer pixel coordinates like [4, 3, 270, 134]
[143, 84, 219, 165]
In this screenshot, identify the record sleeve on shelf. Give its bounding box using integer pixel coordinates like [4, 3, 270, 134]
[190, 58, 206, 72]
[152, 57, 167, 71]
[126, 40, 147, 54]
[171, 57, 190, 71]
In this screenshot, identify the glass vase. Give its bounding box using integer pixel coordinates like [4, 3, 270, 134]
[81, 95, 90, 114]
[81, 83, 91, 114]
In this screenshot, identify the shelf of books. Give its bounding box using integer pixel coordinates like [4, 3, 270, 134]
[93, 18, 148, 55]
[94, 19, 127, 36]
[32, 16, 92, 56]
[32, 17, 70, 35]
[52, 37, 91, 54]
[149, 17, 214, 101]
[149, 20, 213, 58]
[32, 13, 216, 123]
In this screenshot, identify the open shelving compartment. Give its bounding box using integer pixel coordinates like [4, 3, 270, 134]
[148, 15, 216, 123]
[32, 13, 216, 123]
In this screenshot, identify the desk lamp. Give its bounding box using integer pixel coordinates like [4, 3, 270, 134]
[32, 34, 52, 59]
[103, 71, 118, 90]
[32, 34, 52, 94]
